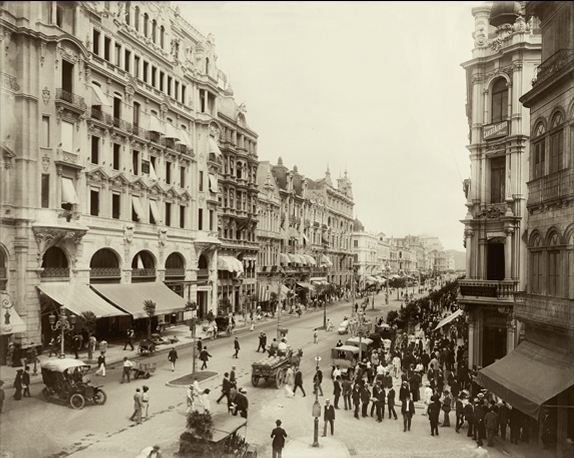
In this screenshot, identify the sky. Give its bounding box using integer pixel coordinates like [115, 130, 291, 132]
[176, 1, 479, 251]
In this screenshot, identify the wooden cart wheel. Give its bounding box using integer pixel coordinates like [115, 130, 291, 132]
[251, 375, 259, 387]
[275, 368, 286, 388]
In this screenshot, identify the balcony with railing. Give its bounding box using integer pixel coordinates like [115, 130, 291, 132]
[55, 89, 86, 113]
[165, 268, 185, 278]
[131, 268, 156, 280]
[90, 267, 121, 280]
[40, 267, 70, 279]
[514, 292, 574, 332]
[527, 168, 574, 209]
[534, 49, 574, 86]
[458, 279, 518, 303]
[90, 107, 112, 124]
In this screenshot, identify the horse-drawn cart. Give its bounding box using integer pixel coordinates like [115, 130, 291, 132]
[251, 355, 291, 388]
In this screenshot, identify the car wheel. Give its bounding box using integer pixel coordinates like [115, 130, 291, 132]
[93, 389, 107, 405]
[69, 393, 86, 409]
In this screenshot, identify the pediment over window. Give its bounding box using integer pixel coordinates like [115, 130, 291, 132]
[110, 172, 130, 188]
[130, 177, 149, 192]
[86, 166, 111, 183]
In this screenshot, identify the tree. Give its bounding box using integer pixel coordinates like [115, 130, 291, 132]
[76, 311, 97, 335]
[143, 299, 156, 338]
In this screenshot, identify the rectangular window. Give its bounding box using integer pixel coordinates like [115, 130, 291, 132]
[114, 43, 121, 66]
[124, 49, 131, 72]
[167, 76, 172, 96]
[548, 251, 560, 296]
[165, 161, 171, 184]
[151, 66, 157, 87]
[61, 120, 74, 152]
[134, 55, 140, 78]
[142, 160, 150, 175]
[133, 101, 140, 127]
[199, 89, 206, 112]
[113, 143, 121, 170]
[41, 174, 50, 208]
[533, 140, 546, 179]
[209, 209, 214, 231]
[92, 29, 100, 55]
[490, 156, 505, 203]
[42, 116, 50, 147]
[199, 171, 204, 191]
[181, 85, 186, 104]
[179, 205, 185, 229]
[165, 202, 171, 227]
[143, 61, 148, 83]
[104, 36, 111, 61]
[132, 150, 140, 175]
[174, 81, 179, 100]
[180, 166, 185, 188]
[549, 130, 564, 173]
[113, 96, 121, 120]
[90, 189, 100, 216]
[62, 60, 73, 93]
[91, 136, 99, 164]
[112, 193, 120, 219]
[198, 208, 203, 230]
[159, 71, 165, 91]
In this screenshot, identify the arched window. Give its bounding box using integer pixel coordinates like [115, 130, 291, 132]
[491, 78, 508, 123]
[143, 13, 149, 37]
[165, 252, 185, 279]
[160, 26, 165, 49]
[151, 19, 157, 43]
[134, 5, 139, 31]
[131, 250, 155, 282]
[41, 247, 69, 278]
[90, 248, 121, 283]
[549, 111, 564, 173]
[547, 231, 562, 297]
[532, 120, 546, 179]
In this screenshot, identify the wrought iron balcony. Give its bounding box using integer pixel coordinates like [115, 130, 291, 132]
[131, 268, 156, 278]
[165, 268, 185, 278]
[527, 168, 574, 209]
[459, 279, 518, 302]
[90, 107, 112, 124]
[514, 292, 574, 332]
[197, 268, 209, 281]
[534, 49, 574, 86]
[41, 267, 70, 279]
[90, 267, 121, 279]
[55, 89, 86, 112]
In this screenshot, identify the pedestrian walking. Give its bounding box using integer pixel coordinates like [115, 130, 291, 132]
[199, 346, 211, 370]
[474, 397, 487, 446]
[333, 376, 342, 409]
[361, 383, 371, 417]
[121, 356, 134, 383]
[230, 366, 237, 388]
[352, 384, 361, 419]
[22, 366, 31, 397]
[376, 383, 386, 422]
[464, 398, 475, 438]
[485, 406, 498, 446]
[271, 419, 287, 458]
[441, 389, 452, 427]
[387, 386, 398, 420]
[455, 395, 465, 432]
[313, 328, 318, 344]
[142, 385, 150, 419]
[370, 382, 380, 417]
[196, 337, 203, 354]
[233, 337, 240, 358]
[427, 395, 441, 436]
[313, 367, 323, 397]
[293, 368, 306, 397]
[342, 378, 352, 410]
[401, 393, 415, 432]
[124, 328, 135, 351]
[130, 388, 143, 424]
[216, 372, 232, 405]
[95, 352, 106, 377]
[322, 399, 335, 436]
[256, 332, 267, 352]
[284, 365, 294, 397]
[99, 339, 108, 355]
[168, 347, 178, 372]
[87, 334, 97, 362]
[12, 369, 23, 401]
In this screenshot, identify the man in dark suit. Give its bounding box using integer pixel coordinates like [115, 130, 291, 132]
[387, 386, 397, 420]
[322, 399, 336, 436]
[333, 376, 342, 409]
[427, 395, 442, 436]
[216, 372, 231, 405]
[352, 384, 361, 419]
[342, 377, 352, 410]
[313, 367, 323, 397]
[293, 368, 306, 397]
[361, 383, 371, 417]
[271, 419, 287, 458]
[376, 383, 386, 422]
[370, 382, 380, 417]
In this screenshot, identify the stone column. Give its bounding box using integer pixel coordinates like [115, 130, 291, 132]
[467, 315, 475, 370]
[465, 227, 473, 278]
[504, 227, 513, 280]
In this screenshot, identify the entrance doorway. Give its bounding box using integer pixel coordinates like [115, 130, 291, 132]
[197, 291, 207, 320]
[487, 241, 505, 280]
[482, 309, 507, 366]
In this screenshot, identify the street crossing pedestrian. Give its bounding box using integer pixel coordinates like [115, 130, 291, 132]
[256, 332, 267, 352]
[95, 352, 106, 377]
[130, 388, 143, 424]
[293, 367, 306, 397]
[121, 357, 134, 383]
[142, 385, 150, 419]
[168, 347, 178, 372]
[233, 337, 240, 358]
[124, 328, 135, 351]
[199, 346, 211, 370]
[313, 367, 323, 396]
[270, 419, 287, 458]
[322, 399, 335, 436]
[216, 372, 232, 405]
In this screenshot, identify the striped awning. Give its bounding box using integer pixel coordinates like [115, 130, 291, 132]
[217, 256, 244, 274]
[303, 254, 316, 266]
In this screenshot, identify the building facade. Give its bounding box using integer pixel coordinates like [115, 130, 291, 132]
[459, 1, 541, 369]
[216, 91, 259, 314]
[351, 220, 381, 288]
[478, 1, 574, 454]
[0, 1, 253, 350]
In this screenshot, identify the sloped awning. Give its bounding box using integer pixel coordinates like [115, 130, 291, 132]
[296, 282, 315, 292]
[209, 137, 222, 156]
[37, 283, 128, 318]
[147, 115, 163, 133]
[279, 253, 291, 266]
[208, 173, 219, 193]
[165, 123, 181, 140]
[477, 341, 574, 419]
[217, 256, 244, 274]
[433, 309, 464, 331]
[90, 84, 112, 107]
[176, 128, 193, 148]
[0, 292, 26, 335]
[303, 254, 316, 266]
[91, 282, 187, 319]
[319, 254, 333, 268]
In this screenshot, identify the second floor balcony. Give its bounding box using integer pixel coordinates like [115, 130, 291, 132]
[459, 279, 518, 304]
[534, 49, 574, 86]
[55, 88, 86, 113]
[527, 168, 574, 209]
[514, 292, 573, 332]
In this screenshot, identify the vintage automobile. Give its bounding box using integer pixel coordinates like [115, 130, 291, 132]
[330, 345, 360, 376]
[41, 358, 107, 409]
[345, 337, 374, 354]
[138, 338, 156, 355]
[179, 412, 257, 457]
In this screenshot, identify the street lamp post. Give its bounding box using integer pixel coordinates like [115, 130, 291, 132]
[48, 306, 76, 359]
[312, 355, 322, 447]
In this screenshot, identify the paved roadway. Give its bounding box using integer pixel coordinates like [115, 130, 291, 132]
[1, 289, 509, 458]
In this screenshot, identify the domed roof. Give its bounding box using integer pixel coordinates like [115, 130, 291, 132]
[489, 1, 522, 27]
[353, 219, 365, 232]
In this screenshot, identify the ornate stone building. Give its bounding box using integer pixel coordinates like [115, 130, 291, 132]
[0, 1, 250, 350]
[216, 90, 259, 314]
[459, 2, 541, 369]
